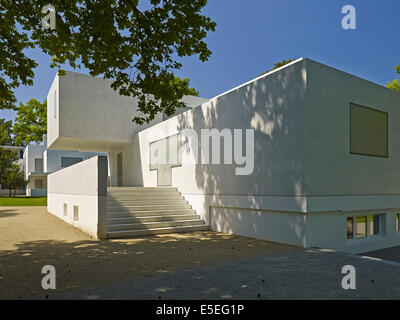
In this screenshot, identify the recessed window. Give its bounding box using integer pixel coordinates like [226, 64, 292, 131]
[350, 103, 388, 158]
[34, 179, 43, 189]
[73, 205, 79, 221]
[369, 215, 380, 236]
[347, 214, 384, 240]
[61, 157, 83, 168]
[347, 218, 354, 239]
[63, 203, 67, 217]
[356, 216, 367, 238]
[34, 158, 43, 172]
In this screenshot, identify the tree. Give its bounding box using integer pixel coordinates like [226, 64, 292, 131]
[386, 66, 400, 93]
[13, 99, 47, 146]
[0, 1, 216, 124]
[260, 59, 296, 76]
[0, 118, 18, 192]
[4, 163, 27, 197]
[0, 118, 13, 145]
[0, 149, 19, 193]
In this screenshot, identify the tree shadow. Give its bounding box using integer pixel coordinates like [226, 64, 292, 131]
[173, 60, 308, 246]
[0, 231, 296, 299]
[0, 208, 21, 218]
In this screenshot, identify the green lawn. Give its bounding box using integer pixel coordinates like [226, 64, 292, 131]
[0, 197, 47, 206]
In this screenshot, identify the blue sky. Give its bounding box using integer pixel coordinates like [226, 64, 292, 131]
[1, 0, 399, 122]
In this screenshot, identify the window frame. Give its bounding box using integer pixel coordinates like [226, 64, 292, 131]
[349, 103, 389, 158]
[61, 156, 83, 168]
[346, 213, 384, 241]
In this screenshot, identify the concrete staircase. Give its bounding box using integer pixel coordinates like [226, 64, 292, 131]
[106, 187, 208, 238]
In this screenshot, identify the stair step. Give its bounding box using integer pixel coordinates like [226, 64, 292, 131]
[107, 219, 205, 232]
[108, 204, 191, 212]
[108, 209, 196, 218]
[107, 214, 200, 224]
[108, 187, 177, 191]
[107, 192, 183, 200]
[107, 199, 188, 206]
[108, 189, 179, 195]
[107, 225, 210, 238]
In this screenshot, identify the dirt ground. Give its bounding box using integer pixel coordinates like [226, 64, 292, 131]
[0, 207, 298, 299]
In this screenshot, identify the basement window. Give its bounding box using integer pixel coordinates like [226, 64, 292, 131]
[356, 216, 367, 238]
[347, 214, 384, 240]
[346, 218, 354, 239]
[73, 205, 79, 222]
[369, 215, 380, 236]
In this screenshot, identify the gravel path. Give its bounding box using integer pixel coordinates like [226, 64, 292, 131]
[0, 206, 296, 299]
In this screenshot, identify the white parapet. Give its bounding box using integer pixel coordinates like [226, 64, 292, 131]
[47, 156, 108, 239]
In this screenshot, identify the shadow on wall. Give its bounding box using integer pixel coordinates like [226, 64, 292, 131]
[176, 62, 308, 245]
[0, 232, 296, 299]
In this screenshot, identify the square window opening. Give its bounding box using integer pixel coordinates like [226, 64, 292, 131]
[73, 205, 79, 222]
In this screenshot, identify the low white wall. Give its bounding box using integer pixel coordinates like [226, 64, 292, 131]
[211, 206, 307, 247]
[0, 189, 25, 196]
[47, 156, 108, 239]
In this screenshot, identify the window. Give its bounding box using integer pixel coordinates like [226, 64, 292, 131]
[347, 218, 354, 239]
[347, 214, 384, 240]
[34, 179, 43, 189]
[396, 214, 400, 232]
[34, 158, 43, 172]
[350, 103, 388, 157]
[73, 205, 79, 221]
[61, 157, 83, 168]
[356, 216, 367, 238]
[63, 203, 67, 217]
[19, 150, 23, 159]
[369, 215, 380, 236]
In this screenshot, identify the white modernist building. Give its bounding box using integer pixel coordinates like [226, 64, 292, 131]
[46, 58, 400, 254]
[23, 135, 107, 197]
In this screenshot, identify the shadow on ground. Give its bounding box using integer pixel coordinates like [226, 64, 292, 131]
[362, 246, 400, 263]
[0, 208, 21, 219]
[0, 231, 296, 299]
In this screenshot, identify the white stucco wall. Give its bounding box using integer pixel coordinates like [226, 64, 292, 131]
[45, 58, 400, 253]
[44, 149, 107, 173]
[47, 70, 209, 152]
[305, 59, 400, 199]
[24, 144, 46, 177]
[123, 58, 309, 247]
[126, 58, 400, 252]
[47, 156, 108, 239]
